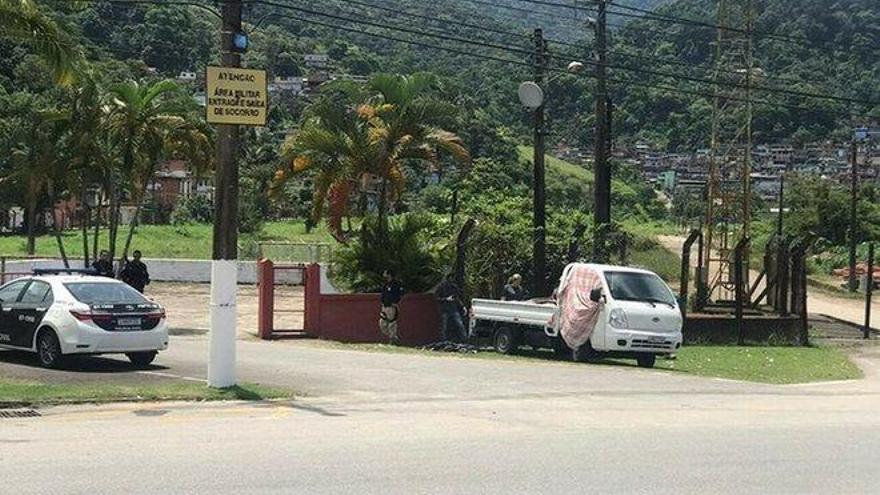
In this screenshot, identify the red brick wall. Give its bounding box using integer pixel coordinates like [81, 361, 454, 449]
[304, 264, 441, 346]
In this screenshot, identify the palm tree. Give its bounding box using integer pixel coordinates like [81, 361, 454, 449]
[106, 79, 212, 260]
[273, 73, 470, 240]
[0, 0, 81, 85]
[1, 100, 70, 261]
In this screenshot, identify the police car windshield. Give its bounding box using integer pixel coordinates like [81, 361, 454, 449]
[64, 282, 148, 304]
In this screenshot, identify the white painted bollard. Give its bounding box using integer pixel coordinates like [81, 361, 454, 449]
[208, 260, 238, 388]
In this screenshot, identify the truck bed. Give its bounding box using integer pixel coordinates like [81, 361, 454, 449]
[470, 298, 558, 329]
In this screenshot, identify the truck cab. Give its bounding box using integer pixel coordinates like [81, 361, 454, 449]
[469, 263, 683, 368]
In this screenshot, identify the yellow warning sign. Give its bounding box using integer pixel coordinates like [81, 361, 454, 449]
[205, 66, 268, 126]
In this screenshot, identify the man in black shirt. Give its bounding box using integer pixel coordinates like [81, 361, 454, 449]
[92, 250, 114, 278]
[379, 269, 404, 345]
[120, 250, 151, 293]
[435, 273, 466, 342]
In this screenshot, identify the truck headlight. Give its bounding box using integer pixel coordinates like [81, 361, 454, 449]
[609, 308, 628, 329]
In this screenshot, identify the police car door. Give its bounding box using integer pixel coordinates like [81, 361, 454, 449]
[14, 281, 53, 348]
[0, 279, 29, 346]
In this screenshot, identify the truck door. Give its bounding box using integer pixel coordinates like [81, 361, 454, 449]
[0, 280, 29, 346]
[13, 281, 53, 348]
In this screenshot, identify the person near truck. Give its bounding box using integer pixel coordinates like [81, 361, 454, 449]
[379, 269, 404, 345]
[120, 250, 151, 293]
[435, 273, 467, 342]
[502, 273, 527, 301]
[92, 250, 114, 278]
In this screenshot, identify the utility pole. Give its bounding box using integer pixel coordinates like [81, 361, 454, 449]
[208, 0, 242, 388]
[776, 169, 785, 237]
[592, 0, 611, 262]
[848, 139, 859, 292]
[532, 28, 548, 296]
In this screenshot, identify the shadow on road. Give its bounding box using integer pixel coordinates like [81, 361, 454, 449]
[0, 350, 170, 373]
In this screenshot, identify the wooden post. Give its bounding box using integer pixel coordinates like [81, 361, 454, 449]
[257, 259, 275, 340]
[866, 244, 875, 340]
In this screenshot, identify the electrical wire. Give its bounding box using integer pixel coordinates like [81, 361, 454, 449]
[255, 0, 879, 107]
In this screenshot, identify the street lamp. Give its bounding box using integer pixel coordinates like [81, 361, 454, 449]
[518, 60, 585, 296]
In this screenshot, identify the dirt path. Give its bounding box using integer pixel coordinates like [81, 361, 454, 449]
[657, 235, 877, 330]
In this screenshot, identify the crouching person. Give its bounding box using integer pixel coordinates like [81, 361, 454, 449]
[379, 269, 404, 345]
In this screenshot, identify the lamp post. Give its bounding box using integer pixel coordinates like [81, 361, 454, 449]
[518, 61, 585, 296]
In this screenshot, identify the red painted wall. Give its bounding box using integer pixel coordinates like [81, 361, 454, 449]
[303, 264, 441, 346]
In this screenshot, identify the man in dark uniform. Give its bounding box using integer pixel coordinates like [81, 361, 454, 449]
[435, 273, 466, 342]
[120, 250, 151, 293]
[502, 273, 528, 301]
[92, 250, 114, 278]
[379, 269, 404, 345]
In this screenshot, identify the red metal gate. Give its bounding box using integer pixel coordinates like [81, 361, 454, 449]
[257, 259, 309, 339]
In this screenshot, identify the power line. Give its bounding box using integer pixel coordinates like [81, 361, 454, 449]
[510, 0, 880, 55]
[246, 6, 856, 116]
[255, 0, 879, 107]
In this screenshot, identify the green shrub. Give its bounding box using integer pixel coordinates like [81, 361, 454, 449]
[330, 213, 449, 293]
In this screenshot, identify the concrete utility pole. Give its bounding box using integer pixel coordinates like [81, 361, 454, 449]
[592, 0, 611, 262]
[532, 28, 548, 296]
[208, 0, 242, 388]
[848, 139, 859, 292]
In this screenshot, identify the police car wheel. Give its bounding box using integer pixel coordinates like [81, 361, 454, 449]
[637, 354, 656, 368]
[37, 330, 63, 369]
[126, 351, 157, 368]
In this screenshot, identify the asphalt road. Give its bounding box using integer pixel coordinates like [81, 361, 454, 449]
[4, 337, 880, 494]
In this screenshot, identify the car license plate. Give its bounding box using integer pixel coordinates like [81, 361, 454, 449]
[648, 335, 665, 343]
[117, 317, 142, 327]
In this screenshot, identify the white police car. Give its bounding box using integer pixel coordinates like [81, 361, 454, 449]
[0, 271, 168, 368]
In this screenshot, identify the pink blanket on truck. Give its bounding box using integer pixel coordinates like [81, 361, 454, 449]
[551, 264, 604, 349]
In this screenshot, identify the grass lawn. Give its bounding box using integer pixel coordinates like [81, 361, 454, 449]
[0, 221, 336, 260]
[313, 340, 862, 384]
[0, 379, 289, 406]
[655, 345, 862, 384]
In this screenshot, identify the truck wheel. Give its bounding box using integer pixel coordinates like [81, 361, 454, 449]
[494, 327, 520, 355]
[573, 341, 599, 363]
[637, 354, 656, 368]
[552, 338, 571, 360]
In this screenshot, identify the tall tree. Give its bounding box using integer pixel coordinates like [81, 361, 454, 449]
[0, 0, 81, 85]
[106, 79, 212, 260]
[273, 73, 470, 240]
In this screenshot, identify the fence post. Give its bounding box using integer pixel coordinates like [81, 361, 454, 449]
[679, 229, 701, 324]
[734, 237, 749, 346]
[257, 258, 275, 340]
[866, 244, 875, 340]
[1, 256, 5, 285]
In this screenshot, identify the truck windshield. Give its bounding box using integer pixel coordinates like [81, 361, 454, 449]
[603, 272, 675, 306]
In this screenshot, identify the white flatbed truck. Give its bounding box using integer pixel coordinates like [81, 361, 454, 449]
[469, 264, 684, 368]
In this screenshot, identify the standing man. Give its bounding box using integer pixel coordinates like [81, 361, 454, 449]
[435, 272, 466, 342]
[379, 269, 404, 345]
[121, 250, 151, 293]
[92, 250, 114, 278]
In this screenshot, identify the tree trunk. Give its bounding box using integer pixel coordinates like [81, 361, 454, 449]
[92, 201, 100, 264]
[377, 177, 388, 238]
[25, 176, 39, 256]
[121, 164, 157, 262]
[79, 173, 90, 268]
[46, 179, 70, 269]
[25, 196, 37, 256]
